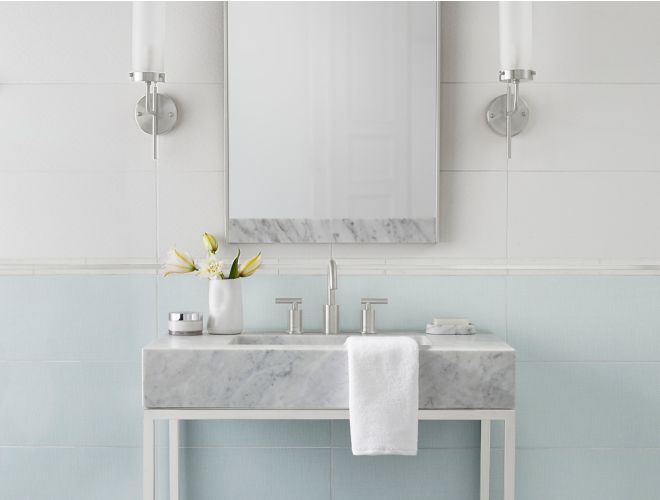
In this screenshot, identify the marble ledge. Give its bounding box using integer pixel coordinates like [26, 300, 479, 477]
[227, 218, 437, 243]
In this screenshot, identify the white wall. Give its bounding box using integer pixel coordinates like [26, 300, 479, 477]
[0, 1, 224, 266]
[1, 1, 660, 275]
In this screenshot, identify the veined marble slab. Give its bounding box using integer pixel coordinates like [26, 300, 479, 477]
[227, 218, 437, 243]
[142, 333, 515, 410]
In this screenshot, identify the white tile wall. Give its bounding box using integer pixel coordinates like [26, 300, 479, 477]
[0, 84, 151, 172]
[157, 171, 225, 257]
[509, 84, 660, 172]
[534, 2, 660, 83]
[508, 172, 660, 259]
[165, 2, 224, 83]
[1, 1, 660, 270]
[0, 2, 131, 83]
[440, 84, 506, 171]
[440, 1, 498, 83]
[156, 84, 224, 171]
[0, 172, 156, 259]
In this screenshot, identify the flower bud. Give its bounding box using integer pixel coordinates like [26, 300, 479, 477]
[202, 232, 219, 254]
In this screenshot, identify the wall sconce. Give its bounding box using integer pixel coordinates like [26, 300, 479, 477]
[130, 1, 178, 160]
[486, 1, 535, 159]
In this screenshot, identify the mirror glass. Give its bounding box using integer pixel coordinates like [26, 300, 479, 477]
[226, 1, 438, 243]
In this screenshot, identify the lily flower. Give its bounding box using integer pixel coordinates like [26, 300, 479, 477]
[202, 232, 219, 254]
[239, 252, 262, 277]
[162, 248, 198, 276]
[197, 254, 224, 279]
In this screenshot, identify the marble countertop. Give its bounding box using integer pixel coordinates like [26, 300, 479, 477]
[143, 332, 515, 410]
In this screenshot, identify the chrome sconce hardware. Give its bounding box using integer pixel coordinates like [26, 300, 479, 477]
[486, 68, 535, 159]
[486, 2, 535, 159]
[130, 2, 178, 160]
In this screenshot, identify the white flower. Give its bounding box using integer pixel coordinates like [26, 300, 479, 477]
[197, 254, 224, 279]
[162, 248, 197, 276]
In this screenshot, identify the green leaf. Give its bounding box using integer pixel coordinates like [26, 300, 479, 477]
[228, 249, 241, 279]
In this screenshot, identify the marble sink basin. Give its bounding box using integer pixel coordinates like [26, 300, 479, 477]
[229, 334, 431, 347]
[143, 332, 514, 410]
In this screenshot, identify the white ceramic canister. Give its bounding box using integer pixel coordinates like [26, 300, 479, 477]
[207, 278, 243, 334]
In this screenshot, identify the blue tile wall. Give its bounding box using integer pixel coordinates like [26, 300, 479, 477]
[0, 275, 156, 362]
[182, 448, 331, 500]
[508, 276, 660, 361]
[0, 274, 657, 499]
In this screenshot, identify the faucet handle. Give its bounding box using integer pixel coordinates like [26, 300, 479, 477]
[361, 298, 388, 306]
[275, 298, 303, 335]
[360, 298, 388, 334]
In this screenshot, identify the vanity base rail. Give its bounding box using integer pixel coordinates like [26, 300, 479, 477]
[143, 408, 516, 500]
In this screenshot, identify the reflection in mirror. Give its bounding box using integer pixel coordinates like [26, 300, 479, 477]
[226, 1, 438, 243]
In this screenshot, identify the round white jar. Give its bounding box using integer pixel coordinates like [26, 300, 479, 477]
[168, 312, 203, 336]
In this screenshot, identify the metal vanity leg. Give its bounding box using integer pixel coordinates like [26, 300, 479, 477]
[143, 413, 155, 500]
[169, 420, 180, 500]
[480, 419, 491, 500]
[504, 412, 516, 500]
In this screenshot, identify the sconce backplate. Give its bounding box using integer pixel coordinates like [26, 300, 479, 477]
[485, 95, 529, 137]
[135, 94, 178, 135]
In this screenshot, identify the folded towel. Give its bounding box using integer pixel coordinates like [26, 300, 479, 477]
[426, 324, 475, 335]
[345, 336, 419, 456]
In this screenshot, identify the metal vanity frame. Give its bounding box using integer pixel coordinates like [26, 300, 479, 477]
[143, 408, 515, 500]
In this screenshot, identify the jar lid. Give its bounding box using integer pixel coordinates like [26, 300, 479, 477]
[169, 312, 203, 322]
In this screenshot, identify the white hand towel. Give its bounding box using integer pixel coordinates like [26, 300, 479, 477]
[345, 336, 419, 456]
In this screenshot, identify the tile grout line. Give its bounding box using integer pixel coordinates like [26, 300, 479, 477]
[0, 81, 224, 86]
[329, 421, 335, 500]
[6, 169, 660, 174]
[505, 124, 510, 343]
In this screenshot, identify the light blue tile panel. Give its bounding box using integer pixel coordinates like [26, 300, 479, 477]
[0, 275, 156, 362]
[517, 362, 660, 448]
[0, 446, 141, 500]
[337, 276, 507, 334]
[0, 361, 141, 446]
[516, 448, 660, 500]
[331, 420, 480, 449]
[242, 275, 328, 332]
[158, 274, 507, 335]
[181, 420, 331, 447]
[332, 448, 480, 500]
[182, 448, 331, 500]
[507, 276, 660, 361]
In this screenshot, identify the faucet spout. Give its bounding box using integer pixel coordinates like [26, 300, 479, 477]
[328, 259, 337, 304]
[323, 259, 339, 334]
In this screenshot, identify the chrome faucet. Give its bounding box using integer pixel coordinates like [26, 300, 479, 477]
[323, 259, 339, 334]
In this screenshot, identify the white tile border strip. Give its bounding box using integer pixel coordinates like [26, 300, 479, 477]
[3, 258, 660, 276]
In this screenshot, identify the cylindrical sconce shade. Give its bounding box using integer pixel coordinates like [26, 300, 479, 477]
[132, 1, 166, 73]
[499, 1, 533, 70]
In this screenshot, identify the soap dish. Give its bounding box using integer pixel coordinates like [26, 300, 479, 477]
[426, 324, 475, 335]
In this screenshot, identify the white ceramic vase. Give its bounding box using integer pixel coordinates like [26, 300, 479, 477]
[207, 278, 243, 335]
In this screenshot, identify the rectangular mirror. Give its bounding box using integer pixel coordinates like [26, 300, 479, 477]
[225, 1, 438, 243]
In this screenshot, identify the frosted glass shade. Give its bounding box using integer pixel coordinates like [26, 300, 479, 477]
[499, 1, 533, 70]
[132, 1, 166, 73]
